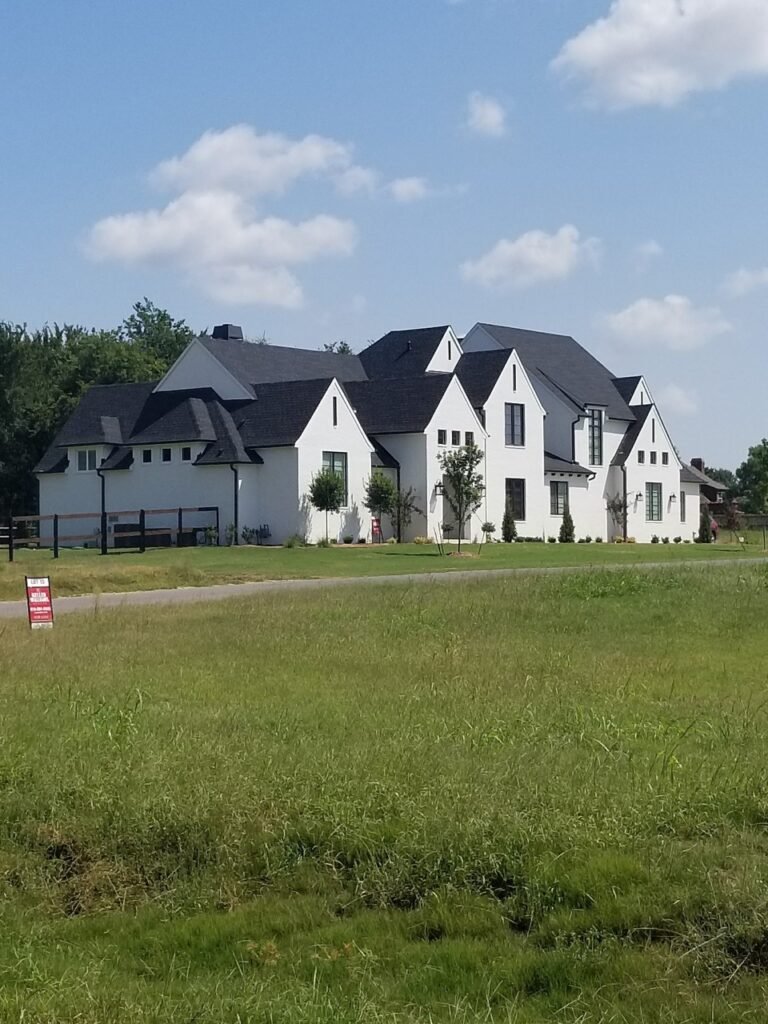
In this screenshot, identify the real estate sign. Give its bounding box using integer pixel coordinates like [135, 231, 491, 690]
[25, 576, 54, 629]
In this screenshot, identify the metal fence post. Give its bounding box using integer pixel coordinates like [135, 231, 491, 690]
[215, 506, 220, 545]
[8, 516, 13, 563]
[100, 512, 108, 555]
[53, 515, 59, 559]
[139, 509, 146, 553]
[177, 507, 183, 547]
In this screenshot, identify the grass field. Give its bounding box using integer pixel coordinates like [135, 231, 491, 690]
[1, 530, 765, 602]
[2, 564, 768, 1021]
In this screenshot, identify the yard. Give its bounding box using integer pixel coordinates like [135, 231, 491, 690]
[0, 531, 765, 602]
[1, 564, 768, 1021]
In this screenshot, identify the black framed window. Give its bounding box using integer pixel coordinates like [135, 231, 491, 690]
[322, 451, 348, 505]
[550, 481, 568, 516]
[638, 450, 645, 464]
[662, 452, 669, 466]
[465, 431, 474, 446]
[181, 447, 192, 462]
[512, 363, 517, 391]
[650, 451, 657, 465]
[142, 449, 152, 464]
[77, 449, 97, 472]
[451, 430, 461, 446]
[505, 403, 525, 446]
[437, 429, 447, 445]
[588, 409, 603, 466]
[505, 478, 526, 521]
[680, 490, 686, 522]
[332, 396, 338, 426]
[162, 448, 172, 463]
[646, 482, 662, 521]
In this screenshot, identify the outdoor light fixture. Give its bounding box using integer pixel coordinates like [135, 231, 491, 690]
[669, 494, 677, 502]
[635, 492, 644, 501]
[434, 482, 445, 496]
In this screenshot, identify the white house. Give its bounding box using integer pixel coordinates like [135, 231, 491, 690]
[36, 321, 711, 546]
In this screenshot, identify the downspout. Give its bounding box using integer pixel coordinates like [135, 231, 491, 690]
[570, 413, 582, 463]
[229, 463, 240, 544]
[96, 467, 107, 555]
[395, 465, 402, 542]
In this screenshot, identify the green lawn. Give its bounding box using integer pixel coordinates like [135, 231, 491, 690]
[1, 565, 768, 1020]
[1, 532, 765, 601]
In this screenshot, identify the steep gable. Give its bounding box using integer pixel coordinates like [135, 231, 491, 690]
[359, 326, 452, 380]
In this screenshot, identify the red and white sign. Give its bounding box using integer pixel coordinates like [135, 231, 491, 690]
[371, 517, 382, 541]
[25, 576, 54, 629]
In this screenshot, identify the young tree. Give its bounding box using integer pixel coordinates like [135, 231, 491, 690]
[698, 507, 712, 543]
[437, 442, 485, 553]
[363, 471, 396, 540]
[736, 439, 768, 513]
[501, 506, 517, 542]
[559, 504, 575, 543]
[390, 486, 421, 542]
[308, 468, 346, 542]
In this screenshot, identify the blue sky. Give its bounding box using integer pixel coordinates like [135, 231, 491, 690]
[2, 0, 766, 468]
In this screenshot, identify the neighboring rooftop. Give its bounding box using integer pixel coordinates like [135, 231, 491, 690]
[344, 374, 453, 434]
[359, 326, 451, 380]
[198, 334, 367, 390]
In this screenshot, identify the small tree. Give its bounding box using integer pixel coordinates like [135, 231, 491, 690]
[698, 507, 712, 543]
[390, 486, 421, 542]
[308, 467, 346, 542]
[363, 472, 396, 539]
[501, 506, 517, 543]
[437, 443, 485, 553]
[559, 504, 575, 543]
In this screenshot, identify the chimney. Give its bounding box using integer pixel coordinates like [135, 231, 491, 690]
[212, 323, 244, 342]
[691, 457, 705, 473]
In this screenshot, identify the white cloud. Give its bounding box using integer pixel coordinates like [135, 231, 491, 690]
[335, 165, 380, 196]
[604, 294, 732, 349]
[723, 266, 768, 297]
[461, 225, 599, 290]
[387, 177, 431, 203]
[633, 239, 664, 270]
[552, 0, 768, 109]
[466, 91, 507, 137]
[656, 382, 698, 416]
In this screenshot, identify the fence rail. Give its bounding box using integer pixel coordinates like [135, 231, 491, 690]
[4, 505, 220, 561]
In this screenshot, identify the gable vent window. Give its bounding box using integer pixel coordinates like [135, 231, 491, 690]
[652, 418, 656, 443]
[181, 447, 192, 462]
[438, 429, 447, 446]
[451, 430, 461, 446]
[142, 449, 152, 464]
[662, 452, 669, 466]
[162, 448, 172, 463]
[638, 450, 645, 465]
[77, 449, 97, 472]
[588, 409, 603, 466]
[332, 396, 338, 427]
[448, 338, 452, 361]
[512, 364, 517, 392]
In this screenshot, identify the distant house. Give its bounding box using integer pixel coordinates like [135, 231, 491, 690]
[36, 321, 711, 545]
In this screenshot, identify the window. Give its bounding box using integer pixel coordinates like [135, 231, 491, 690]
[550, 480, 569, 516]
[451, 430, 461, 446]
[465, 431, 474, 446]
[332, 396, 338, 427]
[650, 451, 657, 465]
[448, 337, 452, 361]
[322, 451, 348, 505]
[505, 478, 526, 521]
[142, 449, 152, 464]
[437, 429, 447, 446]
[662, 452, 669, 466]
[77, 449, 97, 472]
[588, 409, 603, 466]
[646, 482, 662, 521]
[505, 403, 525, 446]
[652, 418, 656, 443]
[162, 448, 172, 463]
[638, 450, 645, 465]
[680, 490, 686, 523]
[512, 364, 517, 392]
[181, 447, 192, 462]
[640, 390, 645, 404]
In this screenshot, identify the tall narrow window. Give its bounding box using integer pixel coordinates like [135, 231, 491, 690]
[465, 431, 474, 446]
[550, 481, 568, 515]
[588, 409, 603, 466]
[650, 451, 657, 465]
[437, 429, 447, 446]
[451, 430, 461, 446]
[646, 482, 662, 521]
[448, 337, 452, 361]
[662, 452, 669, 466]
[512, 364, 517, 392]
[505, 403, 525, 446]
[652, 418, 656, 443]
[332, 396, 338, 427]
[680, 490, 686, 523]
[638, 450, 645, 465]
[322, 451, 348, 506]
[505, 478, 526, 521]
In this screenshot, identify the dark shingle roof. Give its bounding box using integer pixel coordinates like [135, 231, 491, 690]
[128, 391, 218, 445]
[544, 453, 594, 476]
[455, 349, 513, 408]
[101, 446, 134, 471]
[612, 375, 642, 405]
[476, 324, 635, 421]
[359, 326, 450, 380]
[344, 375, 452, 434]
[237, 379, 335, 448]
[199, 335, 367, 390]
[611, 405, 653, 466]
[371, 439, 400, 469]
[50, 382, 157, 448]
[680, 463, 727, 490]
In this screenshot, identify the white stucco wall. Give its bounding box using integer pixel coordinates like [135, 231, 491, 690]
[622, 409, 688, 543]
[370, 432, 428, 540]
[154, 340, 251, 399]
[543, 474, 592, 541]
[425, 328, 463, 374]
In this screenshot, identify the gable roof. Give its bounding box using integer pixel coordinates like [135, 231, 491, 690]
[359, 326, 450, 380]
[475, 323, 635, 421]
[454, 349, 514, 407]
[612, 375, 642, 405]
[237, 379, 335, 448]
[544, 453, 594, 477]
[198, 335, 367, 390]
[344, 374, 452, 434]
[128, 391, 218, 445]
[49, 381, 157, 449]
[611, 405, 653, 466]
[680, 463, 727, 491]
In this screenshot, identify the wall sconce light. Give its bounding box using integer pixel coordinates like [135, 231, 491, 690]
[635, 492, 644, 501]
[669, 494, 677, 502]
[434, 482, 445, 496]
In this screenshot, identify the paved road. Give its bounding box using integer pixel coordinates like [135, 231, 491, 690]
[0, 557, 764, 620]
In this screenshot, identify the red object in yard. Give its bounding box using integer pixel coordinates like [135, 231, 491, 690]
[25, 576, 54, 629]
[371, 517, 382, 541]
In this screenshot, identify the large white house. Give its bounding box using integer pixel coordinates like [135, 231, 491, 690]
[36, 322, 717, 545]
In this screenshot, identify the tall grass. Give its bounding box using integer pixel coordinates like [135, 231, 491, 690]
[1, 565, 768, 1020]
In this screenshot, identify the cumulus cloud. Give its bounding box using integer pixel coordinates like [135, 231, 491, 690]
[656, 382, 698, 416]
[466, 91, 507, 137]
[461, 225, 599, 290]
[86, 125, 441, 307]
[604, 294, 732, 349]
[552, 0, 768, 109]
[723, 266, 768, 297]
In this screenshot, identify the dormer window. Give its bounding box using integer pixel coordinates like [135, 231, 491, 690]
[77, 449, 97, 472]
[142, 449, 152, 464]
[162, 448, 172, 463]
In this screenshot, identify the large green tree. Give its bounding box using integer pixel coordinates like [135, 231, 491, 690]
[736, 439, 768, 513]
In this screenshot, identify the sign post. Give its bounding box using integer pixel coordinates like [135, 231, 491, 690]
[25, 576, 54, 630]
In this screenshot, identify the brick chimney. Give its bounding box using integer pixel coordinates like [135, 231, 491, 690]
[691, 457, 705, 473]
[212, 324, 244, 342]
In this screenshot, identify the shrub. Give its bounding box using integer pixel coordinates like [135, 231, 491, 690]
[585, 535, 592, 543]
[698, 509, 712, 544]
[651, 535, 660, 544]
[357, 538, 366, 545]
[626, 536, 637, 544]
[662, 536, 670, 544]
[283, 533, 306, 548]
[558, 506, 575, 544]
[342, 535, 354, 544]
[595, 536, 603, 543]
[673, 536, 682, 544]
[481, 521, 496, 541]
[386, 537, 397, 545]
[241, 526, 259, 545]
[316, 537, 331, 548]
[501, 506, 517, 543]
[547, 536, 557, 544]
